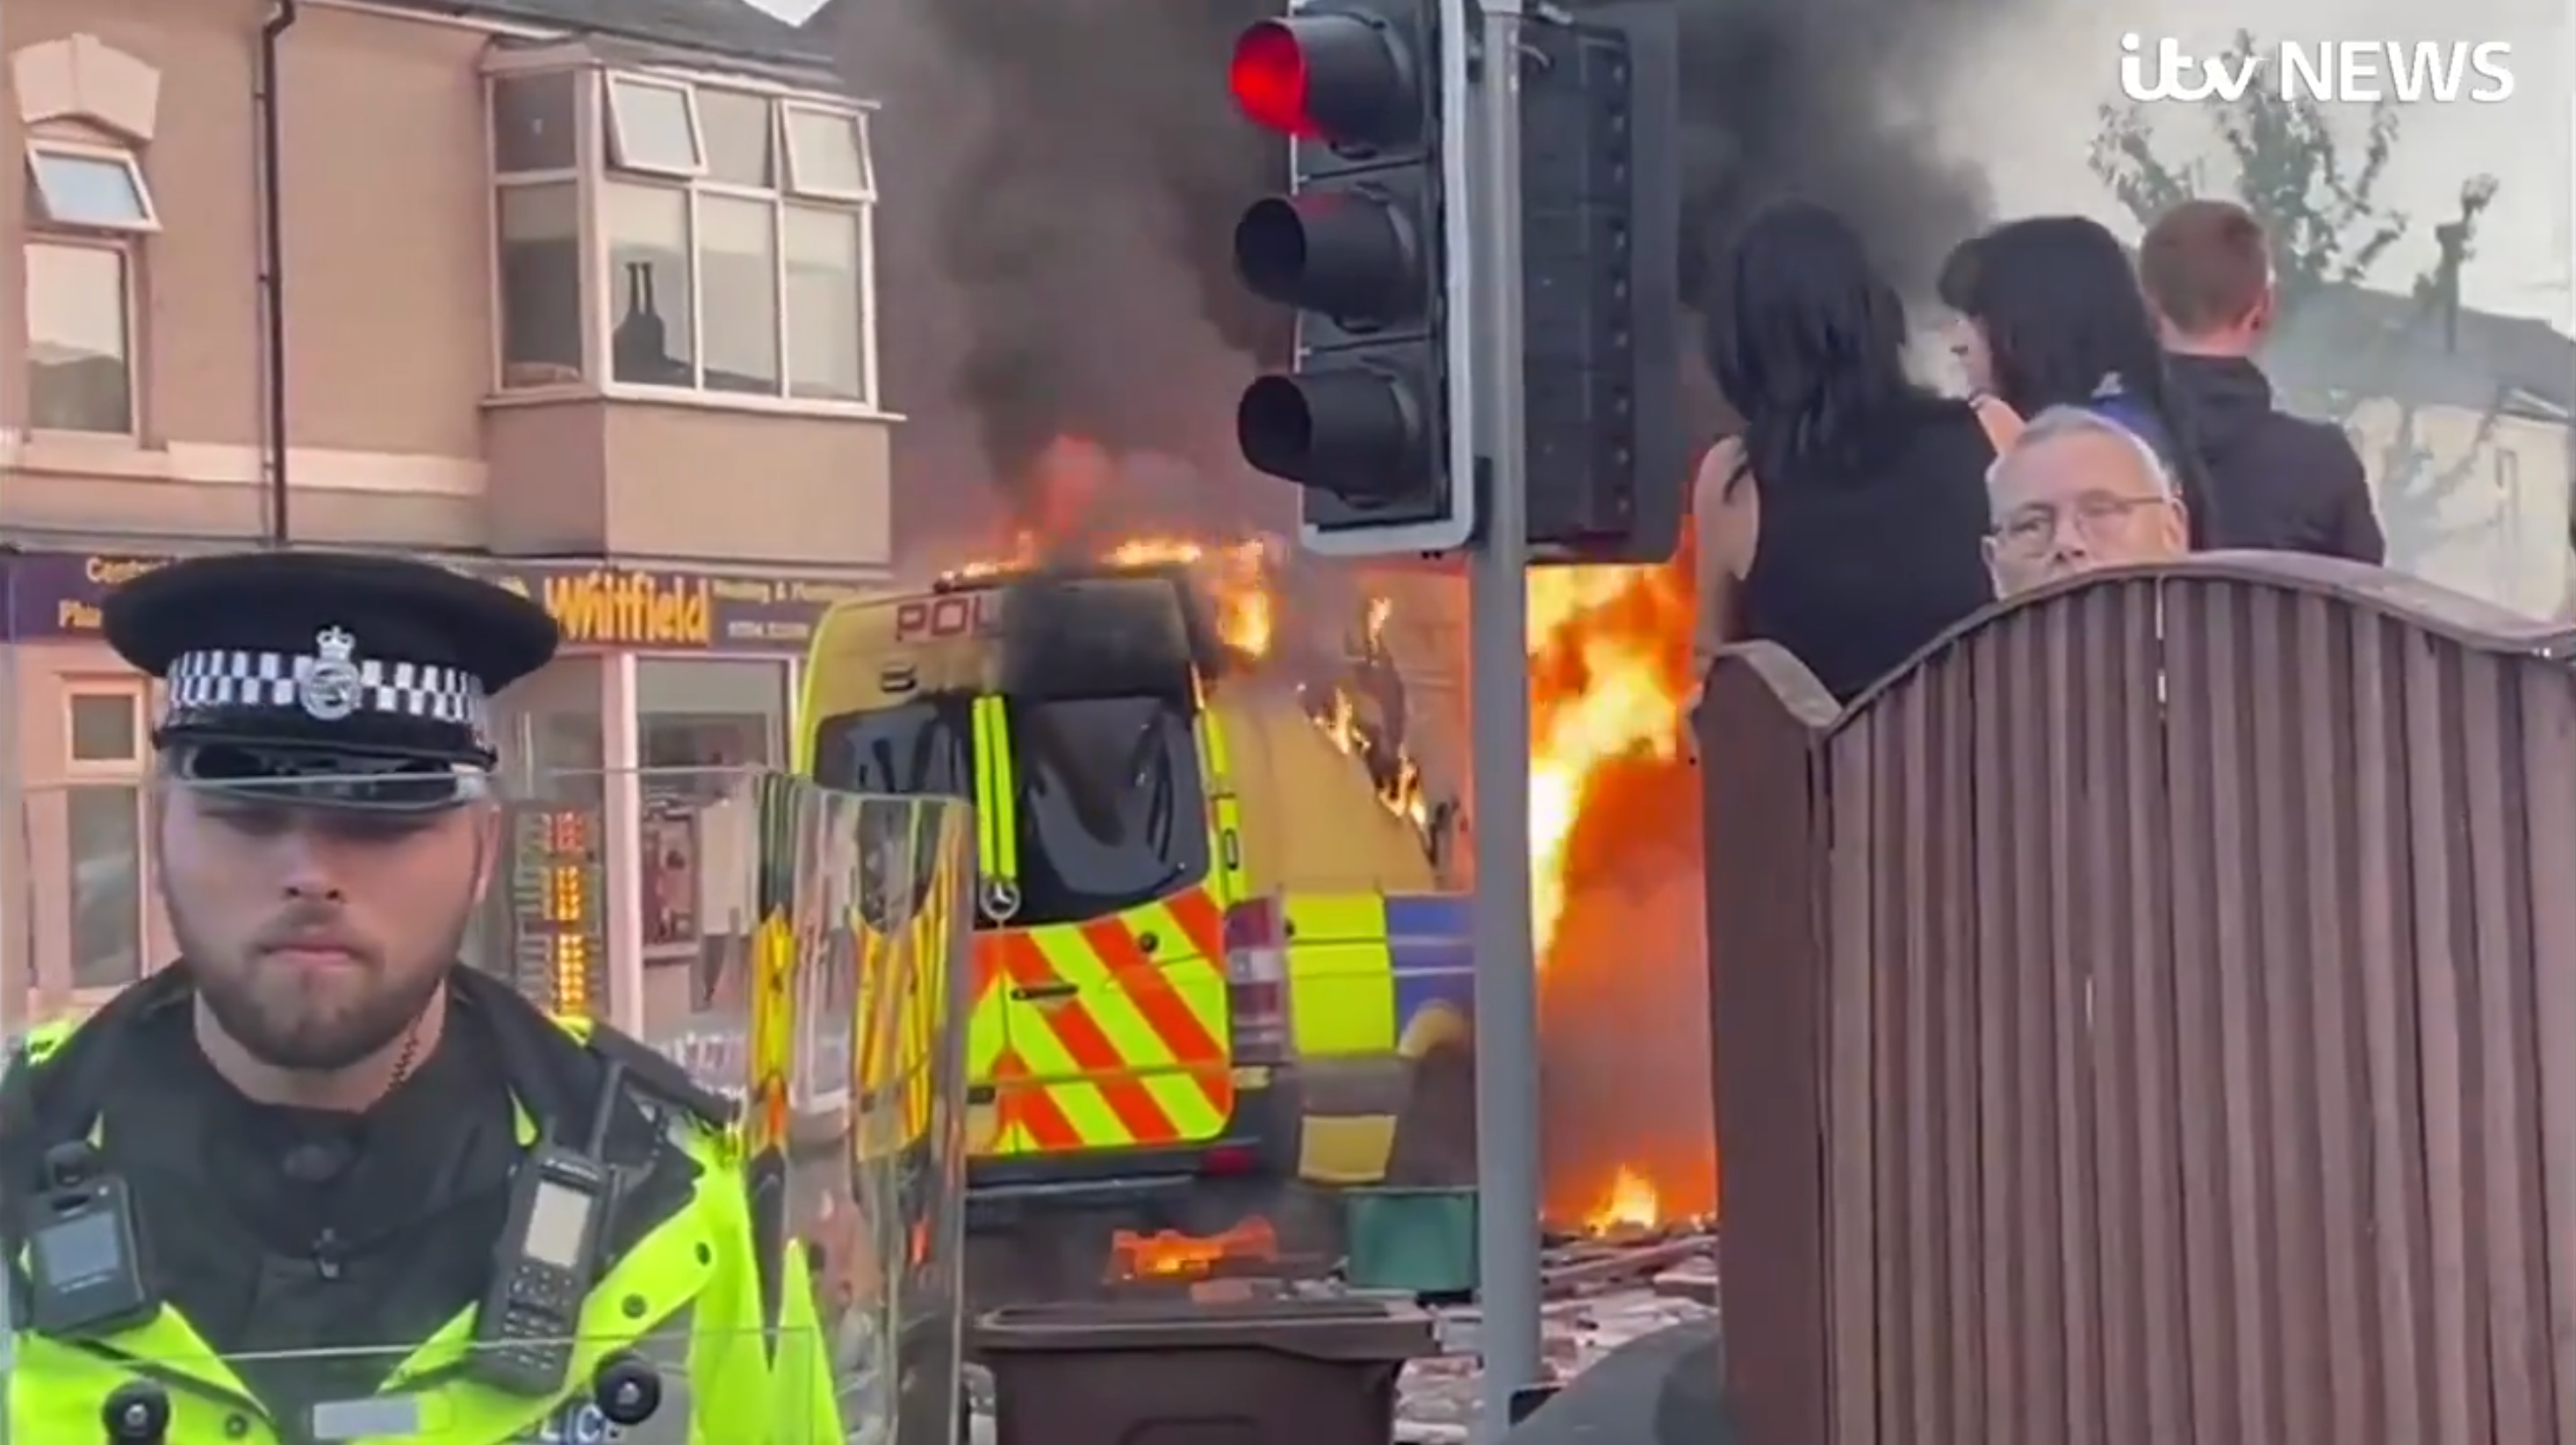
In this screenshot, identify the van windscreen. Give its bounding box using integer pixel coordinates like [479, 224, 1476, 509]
[810, 699, 974, 800]
[1011, 694, 1209, 928]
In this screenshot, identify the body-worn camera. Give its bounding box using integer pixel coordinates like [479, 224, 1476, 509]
[27, 1142, 155, 1336]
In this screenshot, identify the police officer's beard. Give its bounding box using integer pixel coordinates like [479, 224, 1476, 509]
[176, 905, 469, 1074]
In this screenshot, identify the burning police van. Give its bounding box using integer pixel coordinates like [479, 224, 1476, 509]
[796, 553, 1476, 1283]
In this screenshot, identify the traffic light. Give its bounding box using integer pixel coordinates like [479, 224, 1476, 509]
[1520, 0, 1683, 564]
[1227, 0, 1471, 558]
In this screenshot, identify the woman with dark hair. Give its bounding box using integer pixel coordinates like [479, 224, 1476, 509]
[1691, 199, 2002, 707]
[1938, 215, 2216, 538]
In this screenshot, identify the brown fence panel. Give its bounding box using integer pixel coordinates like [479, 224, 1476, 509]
[1700, 555, 2576, 1445]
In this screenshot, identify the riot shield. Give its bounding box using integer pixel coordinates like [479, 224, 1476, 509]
[61, 1326, 830, 1444]
[502, 767, 973, 1445]
[0, 766, 962, 1444]
[732, 778, 975, 1445]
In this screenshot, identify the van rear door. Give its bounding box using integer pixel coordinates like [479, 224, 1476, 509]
[988, 692, 1235, 1156]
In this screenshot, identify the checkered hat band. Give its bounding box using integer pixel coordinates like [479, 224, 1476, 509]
[161, 648, 490, 730]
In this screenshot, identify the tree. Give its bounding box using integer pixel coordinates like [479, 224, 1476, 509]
[2088, 31, 2505, 553]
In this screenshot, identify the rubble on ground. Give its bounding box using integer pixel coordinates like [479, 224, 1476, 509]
[957, 1227, 1720, 1445]
[1396, 1229, 1718, 1443]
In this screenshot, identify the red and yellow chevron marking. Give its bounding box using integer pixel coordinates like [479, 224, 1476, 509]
[971, 884, 1237, 1154]
[745, 914, 795, 1155]
[990, 1048, 1083, 1151]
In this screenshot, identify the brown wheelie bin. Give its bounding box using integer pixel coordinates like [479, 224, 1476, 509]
[975, 1297, 1437, 1445]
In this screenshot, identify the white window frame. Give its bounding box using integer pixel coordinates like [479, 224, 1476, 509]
[605, 75, 708, 181]
[486, 69, 598, 395]
[61, 686, 146, 772]
[780, 102, 874, 203]
[25, 138, 160, 234]
[23, 236, 141, 438]
[590, 76, 881, 413]
[54, 680, 153, 1003]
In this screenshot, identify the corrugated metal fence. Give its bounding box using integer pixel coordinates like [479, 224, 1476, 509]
[1699, 556, 2574, 1445]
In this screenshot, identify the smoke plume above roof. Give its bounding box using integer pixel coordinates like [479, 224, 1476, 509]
[832, 0, 2004, 536]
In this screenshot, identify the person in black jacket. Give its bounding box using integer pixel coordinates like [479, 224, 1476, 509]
[2138, 198, 2386, 562]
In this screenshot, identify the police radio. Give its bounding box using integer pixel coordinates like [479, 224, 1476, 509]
[26, 1142, 155, 1336]
[470, 1064, 623, 1396]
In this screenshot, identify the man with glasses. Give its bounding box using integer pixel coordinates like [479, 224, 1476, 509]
[0, 552, 840, 1444]
[1984, 405, 2191, 596]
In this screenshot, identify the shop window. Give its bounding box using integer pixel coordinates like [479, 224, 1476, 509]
[60, 686, 148, 993]
[637, 658, 789, 974]
[637, 658, 788, 778]
[475, 658, 606, 985]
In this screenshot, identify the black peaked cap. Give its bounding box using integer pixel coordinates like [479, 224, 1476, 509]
[103, 551, 560, 802]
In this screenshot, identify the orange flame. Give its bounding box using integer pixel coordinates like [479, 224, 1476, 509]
[949, 443, 1437, 852]
[943, 531, 1279, 658]
[1107, 1216, 1280, 1281]
[1525, 544, 1712, 1227]
[1586, 1166, 1662, 1233]
[1299, 592, 1439, 838]
[1526, 564, 1697, 964]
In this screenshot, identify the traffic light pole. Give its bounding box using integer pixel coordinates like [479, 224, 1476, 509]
[1460, 0, 1544, 1432]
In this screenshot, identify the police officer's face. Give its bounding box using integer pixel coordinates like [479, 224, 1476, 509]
[157, 788, 493, 1072]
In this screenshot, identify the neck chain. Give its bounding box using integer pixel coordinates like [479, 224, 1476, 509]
[381, 1011, 428, 1098]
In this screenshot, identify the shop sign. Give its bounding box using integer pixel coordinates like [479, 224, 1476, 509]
[2, 550, 874, 652]
[476, 565, 871, 650]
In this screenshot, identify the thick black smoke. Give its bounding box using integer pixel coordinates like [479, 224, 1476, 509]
[1669, 0, 2000, 306]
[833, 0, 1284, 543]
[831, 0, 2004, 539]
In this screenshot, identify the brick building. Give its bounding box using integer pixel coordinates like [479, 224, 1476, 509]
[2, 0, 894, 1025]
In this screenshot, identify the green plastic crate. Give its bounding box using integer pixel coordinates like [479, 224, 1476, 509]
[1342, 1186, 1479, 1295]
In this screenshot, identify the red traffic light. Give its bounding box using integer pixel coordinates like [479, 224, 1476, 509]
[1227, 12, 1418, 146]
[1230, 22, 1317, 137]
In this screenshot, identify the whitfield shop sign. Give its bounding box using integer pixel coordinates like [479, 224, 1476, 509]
[2, 550, 873, 652]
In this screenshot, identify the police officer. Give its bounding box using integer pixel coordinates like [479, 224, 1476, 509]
[0, 552, 842, 1444]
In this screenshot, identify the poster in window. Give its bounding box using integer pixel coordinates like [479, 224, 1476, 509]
[641, 812, 700, 950]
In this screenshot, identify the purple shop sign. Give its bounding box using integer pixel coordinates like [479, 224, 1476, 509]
[2, 550, 870, 651]
[2, 550, 166, 639]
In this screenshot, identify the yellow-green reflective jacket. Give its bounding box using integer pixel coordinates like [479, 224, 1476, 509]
[0, 975, 844, 1445]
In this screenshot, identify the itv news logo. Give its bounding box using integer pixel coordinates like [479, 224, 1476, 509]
[2118, 36, 2517, 104]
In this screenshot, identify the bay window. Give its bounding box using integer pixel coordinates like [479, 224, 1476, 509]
[486, 66, 879, 409]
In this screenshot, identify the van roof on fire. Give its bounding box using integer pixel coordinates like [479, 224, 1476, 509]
[802, 568, 1234, 720]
